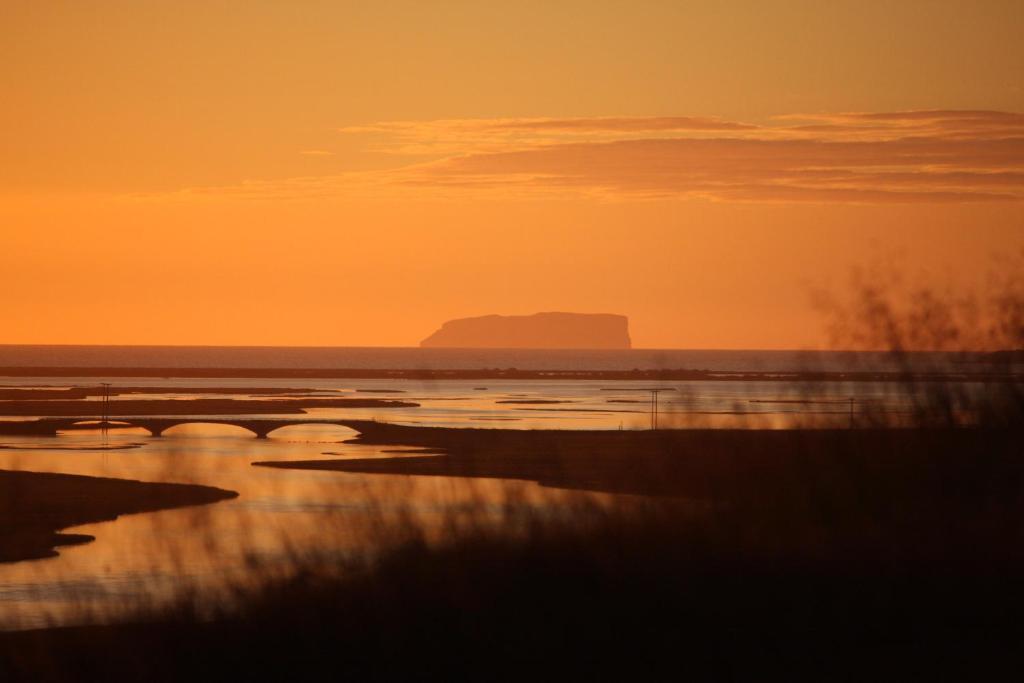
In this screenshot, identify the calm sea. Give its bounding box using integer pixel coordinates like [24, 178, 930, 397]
[0, 345, 977, 373]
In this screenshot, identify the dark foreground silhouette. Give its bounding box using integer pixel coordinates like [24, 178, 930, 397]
[3, 491, 1023, 680]
[3, 424, 1023, 680]
[0, 470, 237, 562]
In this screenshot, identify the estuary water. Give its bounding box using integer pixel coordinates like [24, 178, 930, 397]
[0, 346, 998, 629]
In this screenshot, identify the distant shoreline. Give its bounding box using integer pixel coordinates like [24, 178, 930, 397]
[0, 366, 1018, 382]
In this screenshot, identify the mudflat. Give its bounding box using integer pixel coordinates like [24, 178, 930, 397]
[255, 421, 1024, 501]
[0, 470, 237, 563]
[0, 397, 418, 417]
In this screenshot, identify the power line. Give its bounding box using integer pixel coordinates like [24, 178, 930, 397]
[647, 388, 674, 430]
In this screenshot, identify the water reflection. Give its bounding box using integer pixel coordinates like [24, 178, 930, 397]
[0, 423, 611, 629]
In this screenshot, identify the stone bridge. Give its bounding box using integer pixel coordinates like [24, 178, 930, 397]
[0, 417, 367, 439]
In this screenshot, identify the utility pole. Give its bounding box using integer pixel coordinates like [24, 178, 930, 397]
[100, 382, 111, 434]
[648, 388, 673, 430]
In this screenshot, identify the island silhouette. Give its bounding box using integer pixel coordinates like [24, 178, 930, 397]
[419, 312, 631, 349]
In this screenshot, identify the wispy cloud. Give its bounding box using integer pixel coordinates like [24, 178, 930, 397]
[171, 111, 1024, 203]
[412, 134, 1024, 202]
[337, 116, 763, 156]
[774, 110, 1024, 141]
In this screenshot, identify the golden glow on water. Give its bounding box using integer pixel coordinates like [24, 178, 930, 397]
[0, 423, 606, 629]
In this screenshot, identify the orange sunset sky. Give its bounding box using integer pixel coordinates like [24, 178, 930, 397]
[2, 1, 1023, 349]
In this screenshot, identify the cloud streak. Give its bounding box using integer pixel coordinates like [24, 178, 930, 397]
[412, 134, 1024, 202]
[175, 111, 1024, 203]
[336, 116, 764, 156]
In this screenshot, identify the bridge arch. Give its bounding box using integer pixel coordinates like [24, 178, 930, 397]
[261, 422, 359, 439]
[51, 419, 141, 434]
[144, 421, 264, 438]
[15, 417, 367, 439]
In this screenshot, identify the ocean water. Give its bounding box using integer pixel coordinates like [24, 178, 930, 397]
[0, 344, 983, 373]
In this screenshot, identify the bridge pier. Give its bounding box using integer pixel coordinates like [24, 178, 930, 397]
[241, 421, 283, 439]
[138, 423, 169, 437]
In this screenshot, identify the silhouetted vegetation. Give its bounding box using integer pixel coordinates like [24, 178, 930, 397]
[816, 254, 1024, 426]
[5, 434, 1024, 681]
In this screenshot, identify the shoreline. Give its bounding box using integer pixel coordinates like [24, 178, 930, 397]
[0, 366, 1019, 382]
[255, 420, 1024, 498]
[0, 397, 417, 417]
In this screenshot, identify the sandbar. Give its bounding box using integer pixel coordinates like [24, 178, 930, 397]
[0, 469, 237, 563]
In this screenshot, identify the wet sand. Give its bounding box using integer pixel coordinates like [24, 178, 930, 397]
[0, 470, 237, 563]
